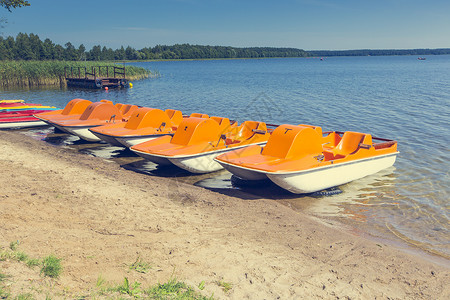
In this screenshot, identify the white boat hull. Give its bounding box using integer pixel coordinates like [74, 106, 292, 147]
[116, 136, 160, 148]
[267, 153, 398, 194]
[0, 120, 48, 129]
[51, 123, 73, 134]
[216, 160, 269, 180]
[64, 126, 102, 142]
[170, 143, 268, 173]
[169, 151, 225, 173]
[132, 143, 267, 173]
[88, 131, 124, 147]
[131, 149, 172, 165]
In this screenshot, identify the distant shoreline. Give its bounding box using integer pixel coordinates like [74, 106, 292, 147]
[308, 48, 450, 57]
[123, 51, 450, 63]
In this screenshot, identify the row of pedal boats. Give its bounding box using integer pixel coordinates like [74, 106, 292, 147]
[19, 98, 398, 194]
[0, 99, 59, 128]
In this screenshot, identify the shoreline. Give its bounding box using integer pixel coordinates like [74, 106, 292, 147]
[0, 129, 449, 299]
[35, 128, 450, 263]
[285, 202, 450, 266]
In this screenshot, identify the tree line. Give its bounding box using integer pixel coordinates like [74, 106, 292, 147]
[2, 33, 449, 61]
[0, 33, 310, 61]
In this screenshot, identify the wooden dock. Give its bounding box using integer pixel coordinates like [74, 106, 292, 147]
[65, 66, 129, 89]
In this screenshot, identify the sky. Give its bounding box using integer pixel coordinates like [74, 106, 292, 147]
[1, 0, 450, 51]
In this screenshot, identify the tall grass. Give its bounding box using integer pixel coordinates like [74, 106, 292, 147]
[0, 61, 153, 88]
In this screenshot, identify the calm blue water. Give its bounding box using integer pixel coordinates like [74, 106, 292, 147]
[1, 56, 449, 259]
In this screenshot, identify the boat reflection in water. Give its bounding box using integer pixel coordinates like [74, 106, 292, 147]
[297, 167, 398, 220]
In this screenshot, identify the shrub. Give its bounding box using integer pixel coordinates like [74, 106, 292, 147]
[41, 255, 62, 278]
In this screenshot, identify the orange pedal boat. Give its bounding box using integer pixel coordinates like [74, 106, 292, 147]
[89, 107, 183, 147]
[130, 117, 271, 173]
[215, 124, 398, 193]
[45, 101, 138, 142]
[34, 98, 93, 126]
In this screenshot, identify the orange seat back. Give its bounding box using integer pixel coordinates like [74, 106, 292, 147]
[120, 104, 139, 118]
[235, 121, 266, 140]
[79, 102, 122, 121]
[100, 99, 113, 105]
[211, 116, 232, 133]
[165, 109, 183, 126]
[171, 117, 220, 146]
[262, 125, 323, 159]
[334, 132, 366, 155]
[125, 107, 172, 130]
[190, 113, 209, 118]
[61, 99, 92, 115]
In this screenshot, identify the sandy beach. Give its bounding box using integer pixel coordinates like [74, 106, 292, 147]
[0, 129, 448, 299]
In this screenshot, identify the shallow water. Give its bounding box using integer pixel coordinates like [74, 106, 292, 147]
[2, 56, 449, 259]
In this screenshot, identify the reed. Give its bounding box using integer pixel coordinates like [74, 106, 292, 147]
[0, 61, 153, 88]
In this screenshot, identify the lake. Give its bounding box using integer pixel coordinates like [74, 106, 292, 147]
[1, 56, 449, 261]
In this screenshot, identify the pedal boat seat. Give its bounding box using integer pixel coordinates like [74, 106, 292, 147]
[323, 131, 371, 160]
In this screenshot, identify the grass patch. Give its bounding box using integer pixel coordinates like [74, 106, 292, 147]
[95, 276, 212, 299]
[198, 280, 205, 290]
[129, 257, 151, 274]
[1, 242, 212, 299]
[41, 255, 62, 278]
[15, 251, 29, 262]
[216, 280, 232, 293]
[0, 251, 14, 261]
[0, 273, 10, 299]
[15, 293, 34, 300]
[9, 241, 19, 251]
[2, 242, 56, 275]
[0, 286, 10, 299]
[26, 258, 41, 268]
[146, 277, 212, 300]
[114, 277, 142, 297]
[0, 60, 154, 88]
[0, 273, 9, 282]
[1, 244, 40, 270]
[96, 274, 106, 288]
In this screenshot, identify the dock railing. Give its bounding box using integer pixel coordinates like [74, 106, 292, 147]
[64, 66, 126, 80]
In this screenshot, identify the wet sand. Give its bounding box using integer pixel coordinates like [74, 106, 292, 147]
[0, 129, 449, 299]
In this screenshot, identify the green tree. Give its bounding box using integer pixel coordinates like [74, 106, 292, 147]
[77, 44, 86, 60]
[89, 45, 101, 60]
[1, 0, 30, 11]
[29, 33, 43, 59]
[53, 44, 65, 60]
[64, 42, 77, 60]
[14, 32, 33, 59]
[125, 46, 138, 60]
[0, 37, 7, 59]
[42, 38, 54, 59]
[101, 46, 114, 60]
[114, 46, 126, 60]
[0, 35, 13, 59]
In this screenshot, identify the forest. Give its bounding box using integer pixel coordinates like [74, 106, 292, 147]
[0, 33, 310, 61]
